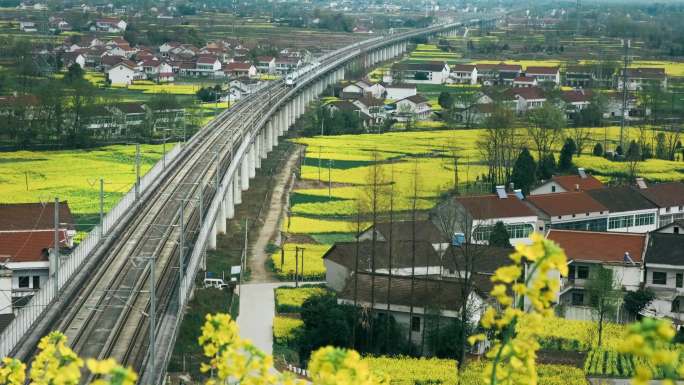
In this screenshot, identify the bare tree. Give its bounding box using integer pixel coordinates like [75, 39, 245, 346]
[359, 150, 389, 347]
[407, 159, 421, 348]
[571, 125, 592, 157]
[384, 162, 396, 351]
[526, 103, 566, 161]
[478, 104, 523, 188]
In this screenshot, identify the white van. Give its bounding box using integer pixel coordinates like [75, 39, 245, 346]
[203, 278, 227, 289]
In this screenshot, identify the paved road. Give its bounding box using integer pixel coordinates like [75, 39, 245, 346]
[237, 282, 294, 354]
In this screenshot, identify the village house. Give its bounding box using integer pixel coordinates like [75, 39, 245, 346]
[527, 191, 609, 232]
[561, 89, 593, 119]
[502, 87, 546, 114]
[530, 169, 605, 195]
[275, 56, 301, 74]
[548, 229, 645, 321]
[230, 77, 261, 95]
[617, 68, 668, 91]
[357, 220, 448, 253]
[255, 56, 276, 73]
[587, 186, 659, 233]
[19, 21, 37, 32]
[391, 61, 450, 85]
[655, 219, 684, 235]
[383, 83, 416, 101]
[337, 272, 491, 347]
[341, 80, 369, 99]
[62, 52, 86, 69]
[223, 62, 257, 78]
[475, 63, 522, 86]
[524, 66, 561, 85]
[107, 60, 142, 85]
[635, 182, 684, 227]
[451, 64, 478, 85]
[642, 231, 684, 323]
[449, 187, 539, 246]
[353, 96, 386, 124]
[563, 65, 595, 88]
[512, 76, 537, 88]
[395, 94, 432, 120]
[0, 202, 75, 303]
[92, 18, 127, 33]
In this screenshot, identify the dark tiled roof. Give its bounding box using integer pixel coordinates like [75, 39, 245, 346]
[339, 273, 491, 311]
[0, 202, 74, 231]
[637, 182, 684, 208]
[355, 96, 384, 107]
[503, 87, 546, 100]
[587, 186, 657, 212]
[370, 220, 446, 244]
[0, 313, 15, 334]
[525, 66, 559, 75]
[645, 233, 684, 266]
[402, 94, 429, 104]
[443, 244, 514, 274]
[452, 64, 476, 72]
[323, 240, 440, 271]
[455, 194, 537, 220]
[561, 90, 593, 103]
[547, 229, 646, 263]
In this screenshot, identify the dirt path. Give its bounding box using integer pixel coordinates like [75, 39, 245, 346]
[248, 148, 300, 283]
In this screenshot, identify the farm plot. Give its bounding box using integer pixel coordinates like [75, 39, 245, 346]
[0, 144, 164, 230]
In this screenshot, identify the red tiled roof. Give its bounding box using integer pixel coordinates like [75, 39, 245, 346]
[513, 76, 536, 82]
[552, 174, 605, 191]
[527, 191, 607, 216]
[503, 87, 545, 100]
[547, 229, 646, 263]
[455, 194, 537, 220]
[0, 202, 74, 231]
[196, 56, 219, 64]
[0, 230, 67, 263]
[561, 90, 593, 104]
[224, 62, 252, 71]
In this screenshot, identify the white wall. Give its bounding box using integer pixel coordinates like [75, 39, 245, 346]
[530, 181, 569, 195]
[0, 269, 12, 315]
[607, 209, 659, 233]
[324, 259, 349, 292]
[385, 87, 416, 101]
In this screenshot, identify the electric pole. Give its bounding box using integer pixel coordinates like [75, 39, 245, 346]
[53, 198, 59, 294]
[135, 143, 141, 199]
[178, 201, 185, 308]
[620, 39, 631, 150]
[99, 178, 104, 237]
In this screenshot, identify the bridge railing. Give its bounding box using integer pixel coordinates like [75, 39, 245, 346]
[0, 143, 183, 359]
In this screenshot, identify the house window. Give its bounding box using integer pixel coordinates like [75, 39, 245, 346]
[18, 276, 29, 288]
[551, 185, 556, 192]
[411, 316, 421, 332]
[675, 227, 680, 234]
[634, 213, 655, 227]
[653, 271, 667, 285]
[672, 299, 682, 313]
[609, 215, 634, 229]
[577, 265, 590, 280]
[571, 292, 584, 306]
[33, 276, 40, 289]
[677, 274, 683, 288]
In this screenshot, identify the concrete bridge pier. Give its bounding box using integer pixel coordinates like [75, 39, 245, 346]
[216, 198, 226, 234]
[233, 172, 242, 205]
[259, 132, 267, 161]
[225, 182, 235, 219]
[240, 158, 249, 191]
[248, 143, 256, 179]
[208, 224, 217, 250]
[265, 120, 273, 153]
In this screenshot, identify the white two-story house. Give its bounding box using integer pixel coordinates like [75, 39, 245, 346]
[637, 181, 684, 227]
[587, 186, 659, 233]
[548, 229, 646, 321]
[451, 64, 478, 85]
[643, 232, 684, 323]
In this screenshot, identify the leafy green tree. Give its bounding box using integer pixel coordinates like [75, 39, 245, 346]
[426, 318, 466, 359]
[511, 148, 537, 194]
[593, 142, 604, 157]
[488, 221, 511, 248]
[538, 153, 556, 180]
[527, 103, 566, 161]
[438, 91, 453, 110]
[558, 139, 575, 171]
[586, 266, 622, 347]
[623, 288, 655, 318]
[64, 63, 84, 84]
[299, 293, 353, 360]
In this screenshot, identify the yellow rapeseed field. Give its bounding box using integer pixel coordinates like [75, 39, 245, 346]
[0, 144, 165, 228]
[270, 243, 331, 279]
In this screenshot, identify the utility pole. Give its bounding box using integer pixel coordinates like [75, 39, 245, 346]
[53, 198, 59, 293]
[294, 247, 299, 288]
[328, 159, 333, 199]
[150, 257, 156, 380]
[318, 146, 322, 182]
[135, 143, 141, 199]
[178, 201, 185, 308]
[620, 39, 630, 150]
[300, 247, 304, 283]
[99, 179, 104, 237]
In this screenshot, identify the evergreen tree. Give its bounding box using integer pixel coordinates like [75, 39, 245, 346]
[559, 139, 575, 171]
[437, 91, 453, 110]
[538, 153, 556, 180]
[488, 221, 511, 248]
[626, 140, 641, 161]
[511, 148, 537, 194]
[593, 142, 604, 157]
